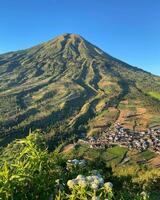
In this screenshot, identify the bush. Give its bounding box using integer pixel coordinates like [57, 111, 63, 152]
[0, 130, 159, 199]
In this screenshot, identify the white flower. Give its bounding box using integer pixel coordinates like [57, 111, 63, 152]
[67, 159, 86, 167]
[72, 159, 79, 165]
[140, 191, 149, 200]
[67, 179, 77, 188]
[67, 172, 107, 191]
[78, 179, 87, 188]
[92, 175, 104, 185]
[90, 183, 99, 190]
[93, 178, 100, 185]
[86, 175, 94, 182]
[77, 176, 86, 183]
[76, 175, 85, 179]
[104, 182, 113, 191]
[93, 175, 99, 179]
[79, 160, 86, 166]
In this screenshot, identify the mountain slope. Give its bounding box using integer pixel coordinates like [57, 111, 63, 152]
[0, 33, 160, 146]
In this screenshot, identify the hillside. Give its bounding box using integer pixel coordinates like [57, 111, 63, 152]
[0, 132, 160, 200]
[0, 33, 160, 146]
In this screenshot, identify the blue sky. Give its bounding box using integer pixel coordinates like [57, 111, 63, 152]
[0, 0, 160, 75]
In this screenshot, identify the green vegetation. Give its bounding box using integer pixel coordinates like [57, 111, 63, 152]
[0, 33, 160, 145]
[138, 150, 156, 160]
[0, 33, 160, 199]
[0, 131, 160, 200]
[148, 92, 160, 100]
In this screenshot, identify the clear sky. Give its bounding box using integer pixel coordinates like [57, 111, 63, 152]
[0, 0, 160, 75]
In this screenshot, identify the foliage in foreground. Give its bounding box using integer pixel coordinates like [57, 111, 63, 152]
[0, 131, 160, 200]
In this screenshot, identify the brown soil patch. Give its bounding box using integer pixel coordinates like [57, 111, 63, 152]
[98, 80, 112, 87]
[148, 156, 160, 168]
[116, 110, 126, 122]
[121, 100, 129, 105]
[116, 105, 151, 131]
[136, 107, 146, 115]
[61, 144, 75, 153]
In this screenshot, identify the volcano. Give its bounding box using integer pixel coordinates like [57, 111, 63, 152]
[0, 33, 160, 146]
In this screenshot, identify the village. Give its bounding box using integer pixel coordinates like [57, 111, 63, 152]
[78, 123, 160, 154]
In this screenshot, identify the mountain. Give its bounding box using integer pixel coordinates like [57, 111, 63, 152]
[0, 33, 160, 146]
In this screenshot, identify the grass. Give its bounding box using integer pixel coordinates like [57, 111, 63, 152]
[148, 91, 160, 100]
[106, 146, 127, 156]
[64, 144, 128, 166]
[137, 150, 156, 160]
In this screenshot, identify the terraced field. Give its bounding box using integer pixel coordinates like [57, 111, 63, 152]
[0, 33, 160, 146]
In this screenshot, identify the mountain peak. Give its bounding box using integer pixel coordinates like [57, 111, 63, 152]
[49, 33, 84, 44]
[44, 33, 105, 59]
[55, 33, 83, 40]
[43, 33, 92, 58]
